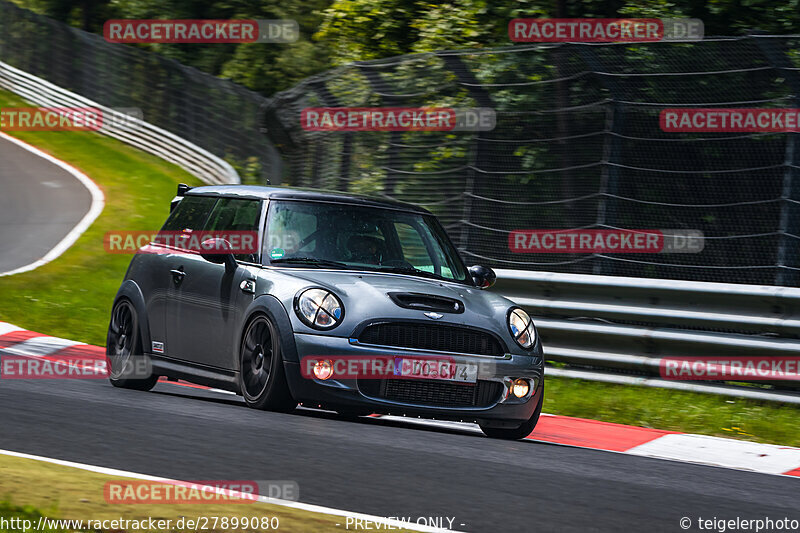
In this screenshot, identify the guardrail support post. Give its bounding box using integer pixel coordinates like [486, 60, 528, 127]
[577, 47, 624, 276]
[440, 54, 495, 251]
[308, 79, 352, 191]
[356, 65, 403, 196]
[753, 35, 800, 287]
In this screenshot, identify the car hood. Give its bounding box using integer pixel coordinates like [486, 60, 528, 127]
[268, 268, 518, 342]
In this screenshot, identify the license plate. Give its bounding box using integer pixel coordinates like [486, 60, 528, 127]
[393, 357, 477, 383]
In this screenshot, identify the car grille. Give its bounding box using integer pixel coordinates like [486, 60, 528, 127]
[357, 322, 505, 356]
[359, 379, 503, 408]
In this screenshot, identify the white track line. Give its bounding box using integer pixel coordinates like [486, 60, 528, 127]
[0, 449, 462, 533]
[627, 433, 800, 475]
[0, 133, 105, 277]
[2, 335, 82, 356]
[0, 323, 24, 336]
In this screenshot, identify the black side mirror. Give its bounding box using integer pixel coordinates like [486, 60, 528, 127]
[469, 265, 496, 289]
[171, 184, 192, 212]
[200, 238, 237, 270]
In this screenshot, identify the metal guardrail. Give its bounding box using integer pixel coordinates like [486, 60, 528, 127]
[0, 60, 239, 186]
[493, 269, 800, 404]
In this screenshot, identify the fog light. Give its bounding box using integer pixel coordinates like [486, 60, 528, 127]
[512, 378, 530, 398]
[313, 360, 333, 380]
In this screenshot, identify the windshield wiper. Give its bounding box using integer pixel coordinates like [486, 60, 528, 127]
[376, 266, 446, 281]
[270, 257, 350, 269]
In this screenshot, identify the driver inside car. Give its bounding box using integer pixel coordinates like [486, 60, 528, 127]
[347, 234, 385, 264]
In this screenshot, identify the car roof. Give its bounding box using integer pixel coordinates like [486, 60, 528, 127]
[185, 185, 431, 214]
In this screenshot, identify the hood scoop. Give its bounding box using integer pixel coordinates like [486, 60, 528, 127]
[388, 292, 465, 314]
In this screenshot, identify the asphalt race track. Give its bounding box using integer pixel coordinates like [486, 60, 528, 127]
[0, 376, 797, 532]
[0, 136, 91, 274]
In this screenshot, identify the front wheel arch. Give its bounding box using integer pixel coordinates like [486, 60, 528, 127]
[237, 295, 304, 398]
[106, 297, 158, 391]
[111, 280, 152, 355]
[239, 295, 300, 366]
[238, 312, 296, 412]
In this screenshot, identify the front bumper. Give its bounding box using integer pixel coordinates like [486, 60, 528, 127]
[283, 333, 544, 426]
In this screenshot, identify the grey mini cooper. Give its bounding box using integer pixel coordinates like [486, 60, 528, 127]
[107, 185, 544, 439]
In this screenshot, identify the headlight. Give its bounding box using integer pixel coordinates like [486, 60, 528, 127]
[508, 308, 536, 349]
[294, 288, 344, 330]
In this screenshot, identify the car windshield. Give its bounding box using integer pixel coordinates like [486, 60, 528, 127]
[264, 200, 468, 282]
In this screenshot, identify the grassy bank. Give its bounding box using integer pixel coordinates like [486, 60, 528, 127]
[0, 454, 361, 532]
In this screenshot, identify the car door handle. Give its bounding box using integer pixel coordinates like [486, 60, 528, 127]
[170, 268, 186, 280]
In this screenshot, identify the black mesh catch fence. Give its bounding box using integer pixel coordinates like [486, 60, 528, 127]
[265, 37, 800, 286]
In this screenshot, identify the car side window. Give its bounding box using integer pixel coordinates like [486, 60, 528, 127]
[266, 205, 317, 256]
[394, 222, 433, 271]
[160, 196, 217, 232]
[203, 198, 262, 262]
[422, 222, 455, 278]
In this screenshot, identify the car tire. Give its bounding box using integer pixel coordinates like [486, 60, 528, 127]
[479, 383, 543, 440]
[239, 314, 297, 412]
[106, 299, 158, 391]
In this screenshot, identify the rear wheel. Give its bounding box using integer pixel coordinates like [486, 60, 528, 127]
[239, 315, 296, 412]
[106, 299, 158, 391]
[479, 384, 543, 440]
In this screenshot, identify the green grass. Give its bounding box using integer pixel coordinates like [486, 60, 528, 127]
[1, 89, 799, 448]
[0, 454, 369, 532]
[0, 89, 200, 346]
[0, 501, 90, 532]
